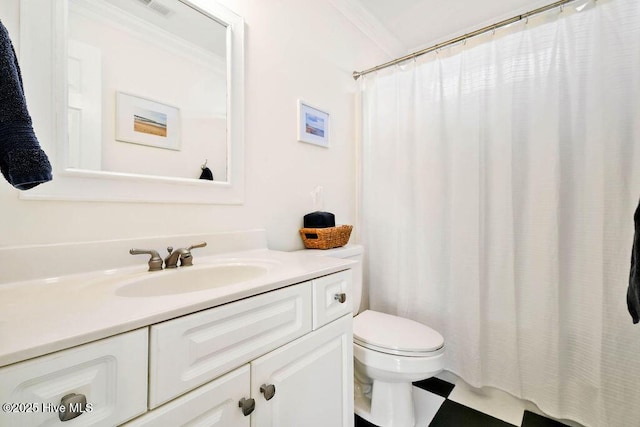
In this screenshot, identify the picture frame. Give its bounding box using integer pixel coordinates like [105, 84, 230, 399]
[297, 100, 329, 148]
[116, 92, 180, 151]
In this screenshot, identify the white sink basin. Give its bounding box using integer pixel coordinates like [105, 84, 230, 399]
[115, 263, 269, 297]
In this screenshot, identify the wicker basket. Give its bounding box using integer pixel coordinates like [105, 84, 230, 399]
[299, 225, 353, 250]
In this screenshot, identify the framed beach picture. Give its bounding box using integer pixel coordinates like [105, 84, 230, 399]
[297, 100, 329, 148]
[116, 92, 180, 150]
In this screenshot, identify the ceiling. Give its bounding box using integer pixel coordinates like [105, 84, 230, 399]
[334, 0, 554, 57]
[102, 0, 227, 56]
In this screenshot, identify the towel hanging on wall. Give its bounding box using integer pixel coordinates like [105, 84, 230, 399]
[628, 198, 640, 324]
[0, 19, 52, 190]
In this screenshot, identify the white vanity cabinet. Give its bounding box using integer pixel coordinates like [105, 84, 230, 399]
[0, 329, 148, 427]
[128, 297, 353, 427]
[0, 269, 354, 427]
[137, 269, 354, 427]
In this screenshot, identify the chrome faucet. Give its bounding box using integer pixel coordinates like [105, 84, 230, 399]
[129, 249, 164, 272]
[164, 242, 207, 268]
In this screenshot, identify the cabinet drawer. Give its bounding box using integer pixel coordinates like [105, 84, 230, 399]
[312, 270, 353, 330]
[123, 365, 250, 427]
[0, 328, 148, 427]
[149, 282, 312, 408]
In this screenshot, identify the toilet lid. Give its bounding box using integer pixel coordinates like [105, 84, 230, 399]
[353, 310, 444, 356]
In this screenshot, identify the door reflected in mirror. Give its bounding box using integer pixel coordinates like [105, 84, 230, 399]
[67, 0, 228, 182]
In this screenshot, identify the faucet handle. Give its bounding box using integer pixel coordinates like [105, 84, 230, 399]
[188, 242, 207, 251]
[180, 242, 207, 267]
[130, 249, 163, 271]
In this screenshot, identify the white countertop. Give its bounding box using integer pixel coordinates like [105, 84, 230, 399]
[0, 248, 353, 367]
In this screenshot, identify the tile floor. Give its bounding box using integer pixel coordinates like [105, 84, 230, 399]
[355, 376, 579, 427]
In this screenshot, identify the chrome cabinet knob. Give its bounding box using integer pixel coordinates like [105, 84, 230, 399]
[260, 383, 276, 401]
[334, 293, 347, 303]
[238, 397, 255, 416]
[58, 393, 87, 422]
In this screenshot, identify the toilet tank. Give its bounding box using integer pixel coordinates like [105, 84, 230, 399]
[297, 244, 363, 316]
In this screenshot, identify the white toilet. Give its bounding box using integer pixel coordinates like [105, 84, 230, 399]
[303, 244, 445, 427]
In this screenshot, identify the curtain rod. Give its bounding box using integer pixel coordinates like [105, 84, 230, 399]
[352, 0, 578, 80]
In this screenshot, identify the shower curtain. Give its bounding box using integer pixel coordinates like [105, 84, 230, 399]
[360, 1, 640, 425]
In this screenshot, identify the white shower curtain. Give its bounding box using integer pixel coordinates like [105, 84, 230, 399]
[361, 1, 640, 426]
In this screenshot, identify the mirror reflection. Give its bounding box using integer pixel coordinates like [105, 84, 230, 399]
[67, 0, 228, 182]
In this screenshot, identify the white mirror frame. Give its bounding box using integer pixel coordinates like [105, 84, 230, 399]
[18, 0, 244, 204]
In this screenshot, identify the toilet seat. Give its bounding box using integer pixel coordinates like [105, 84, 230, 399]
[353, 310, 444, 357]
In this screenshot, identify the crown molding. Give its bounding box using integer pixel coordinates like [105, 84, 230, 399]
[328, 0, 406, 58]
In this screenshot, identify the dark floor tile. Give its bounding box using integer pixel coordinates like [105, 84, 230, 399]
[429, 400, 517, 427]
[355, 414, 379, 427]
[521, 410, 570, 427]
[413, 377, 456, 398]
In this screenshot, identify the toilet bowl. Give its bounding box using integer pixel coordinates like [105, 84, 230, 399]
[353, 309, 444, 426]
[299, 244, 445, 427]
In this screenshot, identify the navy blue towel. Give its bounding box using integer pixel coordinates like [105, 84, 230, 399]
[0, 19, 52, 190]
[628, 199, 640, 324]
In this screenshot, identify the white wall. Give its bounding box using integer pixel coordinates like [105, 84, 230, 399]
[0, 0, 387, 250]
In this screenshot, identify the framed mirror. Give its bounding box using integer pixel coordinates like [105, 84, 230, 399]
[18, 0, 244, 204]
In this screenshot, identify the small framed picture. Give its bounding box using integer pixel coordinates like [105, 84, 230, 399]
[297, 100, 329, 148]
[116, 92, 180, 150]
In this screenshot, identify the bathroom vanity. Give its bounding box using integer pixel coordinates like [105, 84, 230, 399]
[0, 231, 355, 426]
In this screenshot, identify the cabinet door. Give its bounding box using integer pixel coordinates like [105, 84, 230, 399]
[250, 315, 353, 427]
[0, 328, 148, 427]
[123, 365, 251, 427]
